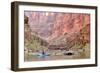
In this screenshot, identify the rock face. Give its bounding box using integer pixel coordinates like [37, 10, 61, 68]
[24, 15, 32, 41]
[25, 12, 90, 42]
[24, 11, 90, 50]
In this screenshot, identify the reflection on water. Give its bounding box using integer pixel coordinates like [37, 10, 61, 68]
[24, 51, 90, 62]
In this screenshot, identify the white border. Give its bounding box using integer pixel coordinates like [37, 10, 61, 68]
[18, 5, 96, 68]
